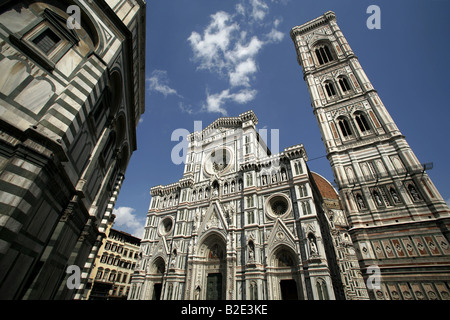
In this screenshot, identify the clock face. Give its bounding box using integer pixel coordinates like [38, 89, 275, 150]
[204, 147, 233, 176]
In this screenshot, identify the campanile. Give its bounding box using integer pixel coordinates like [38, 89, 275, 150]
[291, 11, 450, 300]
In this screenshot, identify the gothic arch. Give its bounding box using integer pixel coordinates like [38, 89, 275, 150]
[315, 278, 330, 300]
[267, 244, 303, 300]
[150, 256, 166, 275]
[311, 40, 336, 66]
[337, 75, 352, 93]
[198, 232, 227, 258]
[352, 111, 371, 133]
[147, 256, 166, 300]
[269, 244, 299, 268]
[194, 232, 227, 300]
[336, 116, 353, 138]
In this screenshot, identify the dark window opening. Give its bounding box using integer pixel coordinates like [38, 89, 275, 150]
[325, 82, 337, 97]
[315, 44, 334, 65]
[339, 77, 351, 92]
[338, 118, 352, 137]
[355, 113, 371, 132]
[32, 28, 61, 54]
[315, 49, 324, 65]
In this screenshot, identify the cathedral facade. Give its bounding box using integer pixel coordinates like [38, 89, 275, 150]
[130, 111, 368, 300]
[290, 11, 450, 300]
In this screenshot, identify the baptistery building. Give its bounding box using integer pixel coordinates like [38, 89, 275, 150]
[0, 0, 145, 299]
[129, 110, 368, 300]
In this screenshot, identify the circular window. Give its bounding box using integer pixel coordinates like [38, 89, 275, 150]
[158, 217, 174, 236]
[204, 147, 233, 176]
[271, 197, 289, 215]
[211, 148, 231, 173]
[265, 193, 292, 219]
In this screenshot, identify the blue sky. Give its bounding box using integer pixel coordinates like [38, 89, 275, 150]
[113, 0, 450, 237]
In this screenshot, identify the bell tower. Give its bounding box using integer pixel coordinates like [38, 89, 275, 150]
[291, 11, 450, 300]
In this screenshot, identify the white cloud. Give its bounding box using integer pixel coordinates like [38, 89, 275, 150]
[231, 88, 258, 103]
[188, 0, 284, 115]
[203, 88, 257, 115]
[229, 58, 258, 87]
[147, 70, 180, 97]
[226, 36, 263, 64]
[265, 28, 284, 43]
[273, 18, 281, 28]
[250, 0, 269, 21]
[236, 3, 246, 16]
[112, 206, 145, 238]
[188, 11, 239, 73]
[203, 89, 231, 115]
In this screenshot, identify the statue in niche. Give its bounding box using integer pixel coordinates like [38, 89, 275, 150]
[248, 241, 255, 261]
[408, 184, 420, 201]
[308, 235, 318, 256]
[212, 182, 219, 197]
[281, 169, 287, 181]
[170, 249, 177, 268]
[356, 193, 366, 209]
[390, 187, 400, 203]
[373, 191, 382, 206]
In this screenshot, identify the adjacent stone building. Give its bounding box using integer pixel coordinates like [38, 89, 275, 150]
[0, 0, 145, 299]
[83, 220, 141, 300]
[129, 110, 369, 300]
[290, 11, 450, 300]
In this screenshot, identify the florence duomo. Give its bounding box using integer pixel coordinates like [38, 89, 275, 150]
[0, 0, 449, 305]
[129, 11, 450, 301]
[129, 110, 369, 300]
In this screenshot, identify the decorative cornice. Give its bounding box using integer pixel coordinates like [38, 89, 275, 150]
[290, 11, 336, 39]
[240, 144, 307, 171]
[188, 110, 258, 142]
[150, 176, 195, 196]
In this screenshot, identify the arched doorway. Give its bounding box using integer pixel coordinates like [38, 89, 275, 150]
[197, 233, 227, 300]
[268, 245, 302, 300]
[150, 257, 165, 300]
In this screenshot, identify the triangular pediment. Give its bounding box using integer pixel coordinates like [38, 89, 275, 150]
[154, 236, 170, 256]
[266, 219, 297, 252]
[197, 201, 228, 235]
